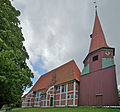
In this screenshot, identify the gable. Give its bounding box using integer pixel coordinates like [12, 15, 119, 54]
[24, 60, 81, 97]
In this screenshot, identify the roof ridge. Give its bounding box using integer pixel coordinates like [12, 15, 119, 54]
[41, 59, 75, 77]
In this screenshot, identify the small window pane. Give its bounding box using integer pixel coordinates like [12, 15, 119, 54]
[62, 85, 65, 92]
[75, 95, 78, 98]
[37, 93, 39, 97]
[93, 55, 98, 61]
[67, 95, 70, 99]
[56, 86, 60, 91]
[71, 94, 73, 98]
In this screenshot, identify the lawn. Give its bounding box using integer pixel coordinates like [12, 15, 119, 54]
[10, 107, 120, 112]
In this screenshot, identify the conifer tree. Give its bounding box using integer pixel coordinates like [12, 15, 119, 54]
[0, 0, 34, 108]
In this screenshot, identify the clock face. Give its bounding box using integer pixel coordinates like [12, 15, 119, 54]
[105, 50, 111, 56]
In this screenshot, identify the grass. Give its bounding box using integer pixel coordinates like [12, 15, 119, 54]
[9, 106, 120, 112]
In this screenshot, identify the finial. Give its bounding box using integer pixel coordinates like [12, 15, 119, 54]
[93, 1, 97, 14]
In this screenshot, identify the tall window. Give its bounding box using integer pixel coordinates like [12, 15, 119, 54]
[62, 85, 65, 92]
[93, 55, 98, 61]
[37, 93, 39, 97]
[35, 92, 41, 102]
[67, 94, 73, 99]
[56, 86, 60, 91]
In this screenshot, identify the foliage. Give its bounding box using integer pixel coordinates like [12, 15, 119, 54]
[0, 0, 34, 108]
[9, 107, 120, 112]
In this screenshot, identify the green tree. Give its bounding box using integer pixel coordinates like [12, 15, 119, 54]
[0, 0, 34, 109]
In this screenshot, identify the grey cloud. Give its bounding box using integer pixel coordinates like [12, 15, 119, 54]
[13, 0, 120, 86]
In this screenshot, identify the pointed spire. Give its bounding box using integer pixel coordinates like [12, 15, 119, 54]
[89, 8, 108, 53]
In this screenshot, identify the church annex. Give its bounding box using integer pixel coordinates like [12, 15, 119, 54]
[22, 9, 119, 107]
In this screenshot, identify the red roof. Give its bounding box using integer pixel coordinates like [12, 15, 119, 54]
[24, 60, 81, 97]
[89, 12, 108, 53]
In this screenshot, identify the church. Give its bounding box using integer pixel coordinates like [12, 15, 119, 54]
[22, 8, 119, 107]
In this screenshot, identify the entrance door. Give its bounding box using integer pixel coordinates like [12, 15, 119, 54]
[96, 96, 102, 106]
[50, 97, 53, 106]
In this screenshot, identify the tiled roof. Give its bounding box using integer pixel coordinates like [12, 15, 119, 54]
[24, 60, 81, 97]
[89, 12, 108, 53]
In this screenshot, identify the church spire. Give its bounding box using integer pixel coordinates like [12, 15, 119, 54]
[89, 3, 108, 53]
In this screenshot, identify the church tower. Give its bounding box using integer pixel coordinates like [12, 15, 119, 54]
[79, 8, 119, 106]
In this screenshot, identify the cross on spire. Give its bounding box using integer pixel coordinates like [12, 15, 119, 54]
[93, 0, 98, 14]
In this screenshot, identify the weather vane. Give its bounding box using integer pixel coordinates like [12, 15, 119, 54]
[93, 0, 97, 11]
[93, 0, 100, 13]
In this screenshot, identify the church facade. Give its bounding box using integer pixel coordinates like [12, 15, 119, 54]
[22, 10, 119, 107]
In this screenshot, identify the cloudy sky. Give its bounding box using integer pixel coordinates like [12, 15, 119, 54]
[12, 0, 120, 93]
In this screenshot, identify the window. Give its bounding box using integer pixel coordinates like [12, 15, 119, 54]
[56, 86, 60, 91]
[34, 98, 38, 102]
[42, 95, 45, 100]
[39, 98, 41, 101]
[67, 94, 73, 99]
[67, 95, 70, 99]
[71, 94, 73, 98]
[93, 55, 98, 61]
[36, 91, 42, 97]
[62, 85, 65, 92]
[37, 93, 39, 97]
[75, 95, 78, 99]
[37, 98, 39, 102]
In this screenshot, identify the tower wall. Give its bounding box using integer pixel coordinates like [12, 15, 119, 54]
[79, 65, 118, 106]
